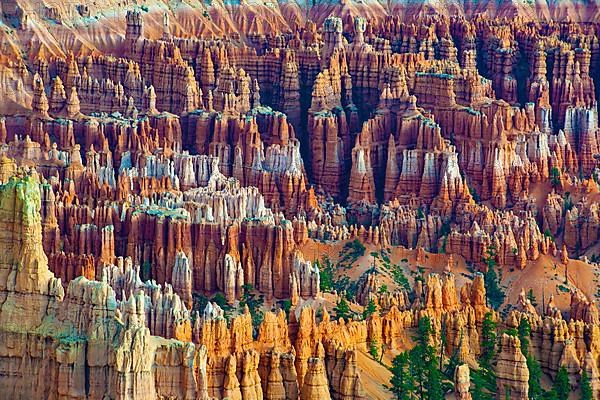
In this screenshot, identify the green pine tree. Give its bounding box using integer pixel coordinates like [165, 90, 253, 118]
[518, 317, 531, 356]
[426, 361, 444, 400]
[550, 167, 561, 188]
[389, 351, 416, 400]
[504, 327, 518, 337]
[471, 312, 497, 400]
[527, 288, 538, 306]
[334, 296, 352, 320]
[580, 370, 593, 400]
[316, 257, 334, 292]
[483, 247, 505, 310]
[480, 312, 497, 369]
[239, 284, 264, 331]
[369, 338, 380, 360]
[553, 366, 570, 400]
[528, 353, 544, 400]
[443, 338, 461, 378]
[363, 298, 377, 320]
[514, 317, 546, 400]
[471, 368, 495, 400]
[409, 333, 428, 398]
[407, 316, 444, 400]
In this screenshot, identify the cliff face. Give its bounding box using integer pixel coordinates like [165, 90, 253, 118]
[0, 178, 495, 399]
[3, 1, 600, 59]
[0, 2, 600, 399]
[0, 175, 155, 399]
[3, 174, 600, 399]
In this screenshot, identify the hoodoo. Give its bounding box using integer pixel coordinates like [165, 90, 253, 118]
[0, 1, 599, 399]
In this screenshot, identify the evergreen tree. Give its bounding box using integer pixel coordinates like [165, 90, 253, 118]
[439, 318, 447, 371]
[426, 360, 444, 400]
[550, 167, 561, 188]
[504, 327, 518, 337]
[527, 288, 538, 306]
[543, 390, 559, 400]
[407, 316, 444, 400]
[239, 284, 264, 330]
[369, 338, 380, 360]
[528, 353, 544, 400]
[409, 331, 428, 398]
[316, 257, 334, 292]
[379, 343, 386, 363]
[334, 296, 352, 320]
[471, 364, 498, 400]
[443, 339, 460, 379]
[518, 317, 531, 356]
[471, 369, 495, 400]
[471, 312, 497, 400]
[363, 298, 377, 320]
[389, 351, 415, 400]
[580, 370, 593, 400]
[553, 366, 570, 400]
[514, 316, 546, 400]
[480, 312, 497, 369]
[483, 246, 505, 310]
[378, 284, 388, 294]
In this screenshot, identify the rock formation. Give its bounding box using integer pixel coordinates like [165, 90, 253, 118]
[0, 4, 598, 399]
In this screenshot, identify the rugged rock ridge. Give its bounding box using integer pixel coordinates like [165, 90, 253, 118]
[0, 171, 495, 400]
[0, 172, 333, 399]
[2, 174, 600, 398]
[0, 4, 600, 399]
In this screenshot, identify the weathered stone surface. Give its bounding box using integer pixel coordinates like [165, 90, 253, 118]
[1, 5, 600, 400]
[496, 334, 529, 400]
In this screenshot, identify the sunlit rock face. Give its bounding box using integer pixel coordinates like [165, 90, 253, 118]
[0, 2, 599, 399]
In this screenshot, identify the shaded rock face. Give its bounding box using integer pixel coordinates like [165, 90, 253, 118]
[0, 4, 600, 400]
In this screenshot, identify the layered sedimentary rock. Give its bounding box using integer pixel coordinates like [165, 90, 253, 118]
[3, 168, 600, 398]
[455, 364, 472, 400]
[496, 334, 529, 400]
[0, 172, 352, 399]
[0, 172, 498, 399]
[0, 174, 186, 399]
[1, 4, 600, 399]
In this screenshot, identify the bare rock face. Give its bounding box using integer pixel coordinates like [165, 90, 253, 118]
[290, 251, 320, 302]
[0, 170, 588, 399]
[583, 352, 600, 399]
[455, 364, 472, 400]
[496, 334, 529, 400]
[264, 352, 286, 400]
[0, 174, 168, 398]
[301, 357, 332, 400]
[172, 251, 193, 309]
[31, 74, 49, 118]
[1, 4, 600, 399]
[0, 173, 63, 331]
[570, 290, 600, 325]
[223, 354, 243, 400]
[335, 349, 367, 400]
[348, 133, 376, 205]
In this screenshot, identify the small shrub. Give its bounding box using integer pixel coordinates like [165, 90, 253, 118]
[557, 284, 570, 293]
